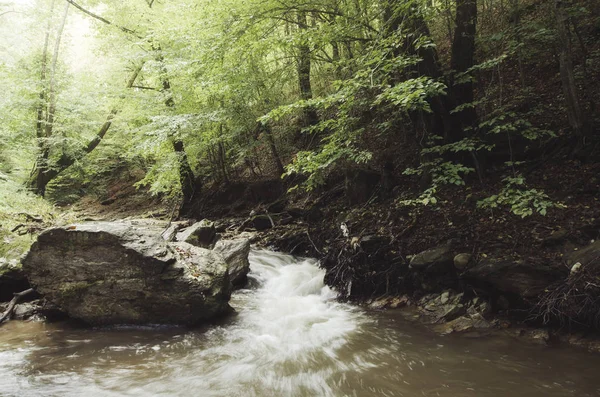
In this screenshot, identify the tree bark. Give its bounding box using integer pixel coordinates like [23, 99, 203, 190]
[296, 12, 319, 131]
[262, 123, 285, 176]
[383, 0, 456, 141]
[554, 0, 585, 141]
[156, 49, 198, 204]
[450, 0, 478, 131]
[44, 0, 70, 140]
[35, 0, 54, 143]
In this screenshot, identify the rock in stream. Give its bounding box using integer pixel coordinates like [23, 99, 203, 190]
[22, 221, 234, 326]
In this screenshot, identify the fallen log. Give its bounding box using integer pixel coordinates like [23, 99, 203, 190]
[0, 288, 35, 325]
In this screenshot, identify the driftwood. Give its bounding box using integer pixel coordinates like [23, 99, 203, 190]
[0, 289, 35, 325]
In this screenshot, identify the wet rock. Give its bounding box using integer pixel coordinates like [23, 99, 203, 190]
[516, 328, 551, 345]
[467, 299, 491, 317]
[419, 292, 466, 322]
[436, 314, 492, 335]
[23, 222, 232, 326]
[440, 291, 450, 304]
[409, 244, 454, 272]
[464, 258, 564, 298]
[176, 219, 217, 248]
[252, 215, 274, 231]
[453, 253, 472, 271]
[161, 221, 191, 242]
[437, 316, 475, 334]
[369, 296, 410, 310]
[213, 238, 251, 287]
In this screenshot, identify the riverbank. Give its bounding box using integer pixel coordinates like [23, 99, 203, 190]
[3, 251, 600, 396]
[2, 160, 600, 353]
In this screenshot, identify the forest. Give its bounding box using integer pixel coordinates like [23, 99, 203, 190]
[1, 0, 600, 351]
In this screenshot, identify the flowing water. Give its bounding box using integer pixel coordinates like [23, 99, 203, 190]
[1, 250, 600, 396]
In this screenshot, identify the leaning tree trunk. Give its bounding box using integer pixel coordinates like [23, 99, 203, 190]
[450, 0, 477, 132]
[554, 0, 586, 144]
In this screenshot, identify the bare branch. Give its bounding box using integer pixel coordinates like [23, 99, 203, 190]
[65, 0, 141, 38]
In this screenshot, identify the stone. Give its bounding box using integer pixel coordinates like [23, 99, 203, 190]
[453, 253, 472, 271]
[566, 240, 600, 268]
[543, 229, 568, 246]
[213, 238, 251, 287]
[467, 299, 491, 317]
[570, 262, 582, 275]
[436, 314, 491, 335]
[440, 291, 450, 304]
[252, 215, 273, 231]
[176, 219, 217, 248]
[464, 258, 564, 298]
[409, 243, 454, 273]
[161, 221, 191, 242]
[438, 316, 475, 334]
[369, 295, 409, 310]
[22, 222, 232, 326]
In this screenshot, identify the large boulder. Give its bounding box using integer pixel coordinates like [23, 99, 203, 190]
[213, 238, 251, 287]
[22, 222, 232, 326]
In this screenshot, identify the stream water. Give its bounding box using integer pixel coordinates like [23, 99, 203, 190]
[1, 250, 600, 396]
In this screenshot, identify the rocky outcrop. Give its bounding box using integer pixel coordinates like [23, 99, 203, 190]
[213, 238, 251, 286]
[22, 222, 232, 326]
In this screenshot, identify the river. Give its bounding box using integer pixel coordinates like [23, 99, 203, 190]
[1, 250, 599, 396]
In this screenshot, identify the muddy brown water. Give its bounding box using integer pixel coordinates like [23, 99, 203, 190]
[1, 250, 599, 397]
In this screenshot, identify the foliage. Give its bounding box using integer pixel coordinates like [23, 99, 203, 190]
[0, 178, 61, 260]
[477, 175, 565, 218]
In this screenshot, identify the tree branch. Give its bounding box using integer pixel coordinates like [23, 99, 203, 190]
[0, 289, 35, 325]
[66, 0, 141, 37]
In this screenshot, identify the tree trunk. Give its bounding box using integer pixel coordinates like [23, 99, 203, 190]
[554, 0, 585, 141]
[296, 12, 318, 131]
[262, 123, 285, 176]
[30, 0, 69, 196]
[383, 0, 456, 141]
[35, 0, 55, 142]
[172, 139, 197, 205]
[450, 0, 478, 131]
[155, 49, 198, 203]
[44, 0, 70, 140]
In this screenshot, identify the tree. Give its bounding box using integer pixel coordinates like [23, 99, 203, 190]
[554, 0, 586, 146]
